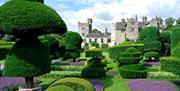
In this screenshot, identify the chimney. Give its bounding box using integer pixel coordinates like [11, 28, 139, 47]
[121, 18, 125, 22]
[105, 28, 108, 34]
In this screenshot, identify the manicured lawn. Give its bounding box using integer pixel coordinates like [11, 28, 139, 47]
[103, 76, 129, 91]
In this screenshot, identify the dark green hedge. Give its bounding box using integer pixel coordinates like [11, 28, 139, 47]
[107, 43, 144, 60]
[160, 57, 180, 75]
[160, 31, 171, 56]
[119, 64, 147, 79]
[0, 0, 67, 37]
[26, 0, 44, 3]
[81, 66, 106, 78]
[3, 38, 50, 77]
[64, 32, 82, 50]
[85, 49, 102, 58]
[171, 27, 180, 51]
[0, 42, 14, 60]
[144, 51, 159, 58]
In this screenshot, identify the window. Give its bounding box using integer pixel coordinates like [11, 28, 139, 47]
[89, 39, 92, 42]
[131, 27, 134, 32]
[82, 33, 85, 36]
[95, 39, 97, 42]
[108, 38, 111, 43]
[101, 39, 103, 43]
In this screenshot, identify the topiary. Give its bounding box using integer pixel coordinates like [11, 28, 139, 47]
[1, 0, 67, 88]
[119, 64, 147, 78]
[171, 27, 180, 51]
[49, 78, 95, 91]
[144, 51, 159, 58]
[46, 85, 75, 91]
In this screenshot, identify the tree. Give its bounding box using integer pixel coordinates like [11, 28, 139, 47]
[64, 32, 82, 62]
[165, 17, 175, 30]
[26, 0, 44, 3]
[0, 0, 67, 88]
[175, 18, 180, 27]
[92, 28, 101, 33]
[140, 26, 161, 61]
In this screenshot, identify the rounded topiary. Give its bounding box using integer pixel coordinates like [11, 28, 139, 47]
[46, 85, 75, 91]
[1, 0, 67, 88]
[50, 78, 95, 91]
[81, 66, 106, 78]
[119, 64, 147, 79]
[144, 51, 159, 58]
[0, 0, 67, 37]
[3, 38, 50, 77]
[171, 27, 180, 51]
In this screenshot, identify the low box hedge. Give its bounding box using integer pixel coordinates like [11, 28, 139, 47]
[119, 64, 147, 79]
[85, 49, 102, 58]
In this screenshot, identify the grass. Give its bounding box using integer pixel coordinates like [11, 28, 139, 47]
[103, 76, 129, 91]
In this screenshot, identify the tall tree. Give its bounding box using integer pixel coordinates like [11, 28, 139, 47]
[165, 17, 175, 30]
[175, 18, 180, 27]
[92, 28, 101, 33]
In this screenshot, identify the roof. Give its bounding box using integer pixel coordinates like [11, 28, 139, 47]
[86, 33, 111, 38]
[115, 22, 126, 30]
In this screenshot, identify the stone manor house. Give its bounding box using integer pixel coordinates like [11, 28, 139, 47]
[78, 16, 162, 48]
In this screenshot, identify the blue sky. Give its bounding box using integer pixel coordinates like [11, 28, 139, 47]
[0, 0, 180, 32]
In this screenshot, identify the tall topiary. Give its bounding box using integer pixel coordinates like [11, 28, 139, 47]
[160, 31, 171, 56]
[140, 26, 161, 61]
[64, 32, 82, 62]
[0, 0, 67, 88]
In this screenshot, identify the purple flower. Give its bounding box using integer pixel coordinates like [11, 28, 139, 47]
[144, 62, 160, 66]
[69, 61, 85, 66]
[129, 79, 178, 91]
[88, 80, 103, 91]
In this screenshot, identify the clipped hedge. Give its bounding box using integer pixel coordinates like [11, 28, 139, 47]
[144, 51, 159, 58]
[85, 48, 102, 58]
[171, 27, 180, 51]
[46, 85, 75, 91]
[49, 78, 95, 91]
[119, 64, 147, 79]
[107, 43, 144, 60]
[0, 0, 67, 36]
[160, 57, 180, 75]
[81, 66, 106, 78]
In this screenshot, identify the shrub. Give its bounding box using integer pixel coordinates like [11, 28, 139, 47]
[81, 66, 106, 78]
[49, 78, 95, 91]
[144, 51, 159, 58]
[46, 85, 75, 91]
[38, 78, 57, 90]
[160, 57, 180, 75]
[171, 27, 180, 50]
[119, 64, 147, 78]
[117, 47, 142, 65]
[107, 43, 144, 61]
[85, 49, 102, 58]
[147, 71, 180, 80]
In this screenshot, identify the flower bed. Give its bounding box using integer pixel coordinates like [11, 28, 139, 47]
[129, 79, 178, 91]
[88, 80, 103, 91]
[144, 62, 160, 66]
[0, 77, 25, 91]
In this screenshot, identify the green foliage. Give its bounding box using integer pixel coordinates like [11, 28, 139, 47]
[0, 41, 14, 60]
[3, 38, 50, 77]
[49, 78, 95, 91]
[119, 64, 147, 78]
[107, 43, 144, 61]
[40, 71, 81, 78]
[171, 27, 180, 50]
[165, 17, 175, 30]
[46, 85, 75, 91]
[90, 41, 99, 48]
[144, 51, 159, 58]
[147, 71, 180, 80]
[171, 46, 180, 58]
[85, 48, 102, 58]
[81, 66, 106, 78]
[64, 50, 80, 60]
[64, 32, 82, 50]
[51, 65, 83, 71]
[26, 0, 44, 3]
[160, 31, 171, 56]
[92, 28, 101, 33]
[38, 78, 57, 90]
[101, 43, 108, 49]
[0, 0, 67, 37]
[160, 57, 180, 75]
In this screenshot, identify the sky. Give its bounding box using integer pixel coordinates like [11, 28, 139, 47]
[0, 0, 180, 32]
